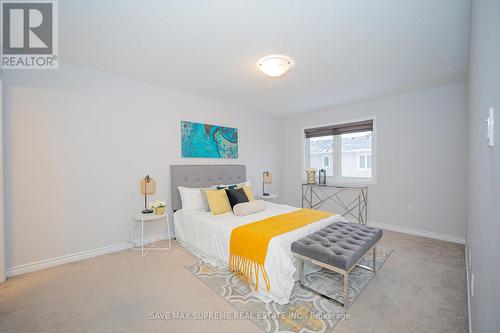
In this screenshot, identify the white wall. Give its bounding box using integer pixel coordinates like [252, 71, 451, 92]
[283, 83, 467, 240]
[467, 0, 500, 331]
[2, 63, 469, 274]
[3, 63, 283, 271]
[0, 70, 5, 282]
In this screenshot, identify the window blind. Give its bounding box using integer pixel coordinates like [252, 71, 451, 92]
[304, 120, 373, 138]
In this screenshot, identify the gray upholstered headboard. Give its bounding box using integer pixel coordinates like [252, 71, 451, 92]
[170, 164, 246, 211]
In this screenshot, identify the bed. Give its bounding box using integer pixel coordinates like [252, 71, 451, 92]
[171, 164, 345, 304]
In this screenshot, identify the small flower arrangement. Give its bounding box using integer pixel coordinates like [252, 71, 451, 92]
[149, 200, 166, 215]
[149, 200, 166, 208]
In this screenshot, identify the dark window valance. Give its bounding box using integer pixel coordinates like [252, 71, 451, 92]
[304, 120, 373, 138]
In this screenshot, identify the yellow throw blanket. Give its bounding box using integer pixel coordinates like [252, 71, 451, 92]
[229, 208, 334, 292]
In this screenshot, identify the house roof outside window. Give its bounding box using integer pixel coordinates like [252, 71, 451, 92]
[310, 133, 371, 154]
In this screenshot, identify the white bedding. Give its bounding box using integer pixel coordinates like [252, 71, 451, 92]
[174, 202, 345, 304]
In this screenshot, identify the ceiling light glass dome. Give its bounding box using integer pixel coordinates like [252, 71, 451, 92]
[257, 55, 294, 77]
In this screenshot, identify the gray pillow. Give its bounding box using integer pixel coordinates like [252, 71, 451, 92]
[233, 200, 266, 216]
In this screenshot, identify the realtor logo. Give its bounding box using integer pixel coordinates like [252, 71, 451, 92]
[1, 0, 58, 69]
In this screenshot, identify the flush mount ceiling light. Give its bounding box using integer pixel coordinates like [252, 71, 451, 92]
[257, 55, 294, 78]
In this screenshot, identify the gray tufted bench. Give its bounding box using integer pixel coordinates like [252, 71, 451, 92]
[291, 221, 383, 308]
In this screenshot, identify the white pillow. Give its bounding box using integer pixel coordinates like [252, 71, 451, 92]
[233, 200, 266, 216]
[178, 186, 210, 211]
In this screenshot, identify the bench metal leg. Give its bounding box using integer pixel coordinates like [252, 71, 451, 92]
[293, 241, 379, 310]
[299, 278, 348, 309]
[297, 257, 347, 308]
[299, 258, 305, 285]
[355, 245, 377, 272]
[343, 272, 349, 309]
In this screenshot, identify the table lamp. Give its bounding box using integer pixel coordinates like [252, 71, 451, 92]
[140, 175, 156, 214]
[262, 171, 272, 196]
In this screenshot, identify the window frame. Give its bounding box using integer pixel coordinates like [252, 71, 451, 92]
[302, 117, 377, 185]
[357, 153, 372, 170]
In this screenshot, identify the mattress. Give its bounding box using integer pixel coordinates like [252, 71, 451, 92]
[174, 202, 345, 304]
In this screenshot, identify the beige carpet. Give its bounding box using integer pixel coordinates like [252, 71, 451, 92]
[0, 231, 468, 333]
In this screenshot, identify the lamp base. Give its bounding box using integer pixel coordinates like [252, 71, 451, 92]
[142, 209, 154, 214]
[262, 193, 269, 196]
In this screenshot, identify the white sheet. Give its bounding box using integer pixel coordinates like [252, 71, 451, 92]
[174, 202, 345, 304]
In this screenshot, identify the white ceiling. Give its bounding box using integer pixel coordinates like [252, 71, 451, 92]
[60, 0, 470, 116]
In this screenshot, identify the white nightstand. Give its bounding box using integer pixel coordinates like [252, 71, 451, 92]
[132, 213, 171, 256]
[257, 193, 278, 203]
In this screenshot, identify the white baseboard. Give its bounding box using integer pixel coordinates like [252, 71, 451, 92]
[131, 232, 174, 247]
[7, 222, 463, 278]
[368, 221, 465, 244]
[7, 232, 175, 277]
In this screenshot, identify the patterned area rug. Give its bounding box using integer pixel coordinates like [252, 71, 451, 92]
[185, 247, 392, 333]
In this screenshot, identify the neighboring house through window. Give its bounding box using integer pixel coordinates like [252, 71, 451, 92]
[304, 119, 375, 183]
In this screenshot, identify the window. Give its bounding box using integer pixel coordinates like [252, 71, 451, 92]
[307, 136, 333, 175]
[304, 120, 374, 183]
[358, 154, 372, 170]
[322, 155, 331, 168]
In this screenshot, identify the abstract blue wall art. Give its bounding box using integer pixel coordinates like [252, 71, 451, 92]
[181, 121, 238, 158]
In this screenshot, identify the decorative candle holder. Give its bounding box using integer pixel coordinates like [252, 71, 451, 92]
[318, 169, 326, 186]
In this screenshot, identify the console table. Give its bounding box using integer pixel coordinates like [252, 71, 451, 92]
[302, 183, 368, 225]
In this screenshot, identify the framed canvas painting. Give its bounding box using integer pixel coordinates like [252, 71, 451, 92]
[181, 121, 238, 158]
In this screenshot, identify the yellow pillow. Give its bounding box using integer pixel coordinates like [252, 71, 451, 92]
[241, 185, 255, 201]
[205, 189, 231, 215]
